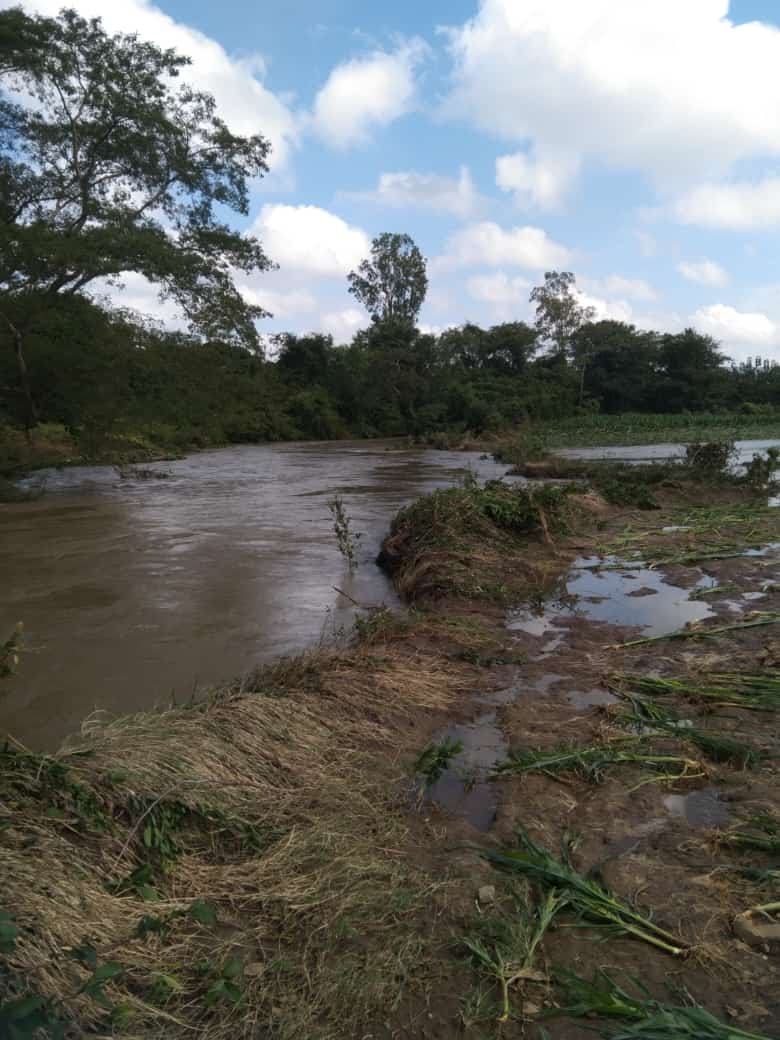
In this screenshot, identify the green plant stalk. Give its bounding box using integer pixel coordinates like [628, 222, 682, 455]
[483, 829, 688, 957]
[609, 613, 780, 649]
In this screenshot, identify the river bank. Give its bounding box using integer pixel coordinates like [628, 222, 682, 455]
[2, 458, 780, 1038]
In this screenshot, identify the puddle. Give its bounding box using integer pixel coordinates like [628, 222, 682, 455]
[742, 591, 767, 601]
[567, 688, 618, 709]
[419, 708, 508, 831]
[664, 787, 729, 828]
[508, 556, 714, 639]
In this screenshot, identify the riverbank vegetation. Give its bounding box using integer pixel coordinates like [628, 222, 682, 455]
[4, 455, 780, 1036]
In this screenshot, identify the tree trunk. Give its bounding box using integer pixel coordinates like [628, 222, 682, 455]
[1, 312, 38, 434]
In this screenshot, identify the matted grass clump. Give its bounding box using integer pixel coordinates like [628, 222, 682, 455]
[378, 479, 572, 602]
[1, 642, 472, 1039]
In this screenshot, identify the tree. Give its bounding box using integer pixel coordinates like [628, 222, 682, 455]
[529, 271, 595, 362]
[347, 232, 427, 326]
[0, 7, 274, 428]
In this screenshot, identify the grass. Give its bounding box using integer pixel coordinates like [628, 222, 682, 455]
[608, 671, 780, 711]
[378, 479, 571, 603]
[552, 972, 774, 1039]
[494, 741, 706, 788]
[483, 826, 689, 956]
[0, 640, 474, 1038]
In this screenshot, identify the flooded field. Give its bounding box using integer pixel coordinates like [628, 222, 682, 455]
[0, 440, 507, 748]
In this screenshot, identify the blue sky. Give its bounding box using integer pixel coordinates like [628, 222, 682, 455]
[10, 0, 780, 361]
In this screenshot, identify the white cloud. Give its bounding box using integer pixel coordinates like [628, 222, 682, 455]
[672, 178, 780, 229]
[312, 40, 427, 149]
[10, 0, 299, 169]
[576, 291, 635, 326]
[496, 148, 580, 210]
[252, 204, 370, 277]
[586, 276, 658, 302]
[240, 283, 317, 319]
[677, 260, 730, 287]
[692, 303, 780, 362]
[635, 231, 658, 258]
[445, 1, 780, 190]
[348, 166, 480, 218]
[435, 222, 571, 272]
[467, 272, 530, 305]
[318, 308, 367, 342]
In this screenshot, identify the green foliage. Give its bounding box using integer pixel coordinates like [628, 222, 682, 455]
[201, 957, 246, 1009]
[684, 439, 736, 473]
[744, 446, 780, 488]
[0, 993, 67, 1040]
[416, 737, 463, 787]
[0, 909, 17, 953]
[530, 271, 596, 360]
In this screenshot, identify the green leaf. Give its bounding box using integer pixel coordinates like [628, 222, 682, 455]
[222, 957, 243, 979]
[0, 912, 17, 953]
[189, 900, 217, 926]
[69, 942, 97, 969]
[91, 962, 124, 984]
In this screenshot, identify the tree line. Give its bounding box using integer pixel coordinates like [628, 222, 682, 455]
[1, 8, 777, 465]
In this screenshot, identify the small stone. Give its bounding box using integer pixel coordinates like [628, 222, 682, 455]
[478, 884, 496, 905]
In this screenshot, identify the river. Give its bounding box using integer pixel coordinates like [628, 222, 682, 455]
[0, 440, 508, 749]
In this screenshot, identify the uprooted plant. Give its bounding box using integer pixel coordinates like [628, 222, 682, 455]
[550, 971, 774, 1039]
[483, 826, 690, 957]
[494, 740, 706, 789]
[461, 885, 564, 1023]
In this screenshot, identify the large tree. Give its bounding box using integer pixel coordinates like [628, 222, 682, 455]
[529, 271, 595, 361]
[347, 232, 428, 326]
[0, 6, 273, 427]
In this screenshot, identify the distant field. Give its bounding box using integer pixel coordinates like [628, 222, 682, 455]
[530, 411, 780, 448]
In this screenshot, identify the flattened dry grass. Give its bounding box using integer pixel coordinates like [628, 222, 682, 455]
[1, 642, 472, 1039]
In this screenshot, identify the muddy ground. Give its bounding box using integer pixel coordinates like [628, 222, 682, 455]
[386, 490, 780, 1039]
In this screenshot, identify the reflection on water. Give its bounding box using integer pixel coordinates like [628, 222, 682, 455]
[0, 440, 508, 749]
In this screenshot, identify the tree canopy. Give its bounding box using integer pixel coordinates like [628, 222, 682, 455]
[0, 6, 274, 422]
[347, 232, 428, 326]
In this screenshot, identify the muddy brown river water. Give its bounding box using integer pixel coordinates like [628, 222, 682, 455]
[0, 440, 509, 749]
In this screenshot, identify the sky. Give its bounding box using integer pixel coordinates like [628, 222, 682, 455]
[8, 0, 780, 362]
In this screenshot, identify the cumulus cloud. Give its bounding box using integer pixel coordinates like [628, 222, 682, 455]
[435, 222, 571, 273]
[312, 40, 427, 149]
[251, 205, 370, 277]
[692, 303, 780, 362]
[8, 0, 299, 169]
[496, 148, 580, 210]
[445, 1, 780, 191]
[677, 260, 730, 287]
[586, 276, 658, 302]
[318, 308, 367, 342]
[672, 178, 780, 229]
[347, 166, 480, 218]
[240, 283, 317, 320]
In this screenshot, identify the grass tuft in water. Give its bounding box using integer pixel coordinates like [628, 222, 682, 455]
[415, 737, 463, 790]
[482, 826, 689, 956]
